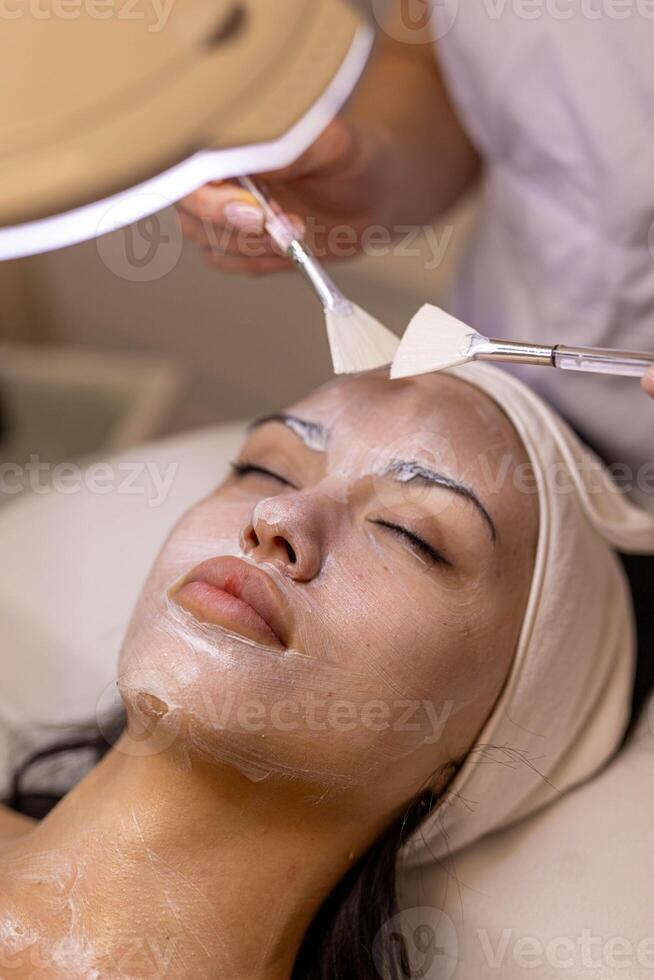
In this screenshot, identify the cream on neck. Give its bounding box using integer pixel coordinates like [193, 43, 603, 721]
[0, 729, 383, 980]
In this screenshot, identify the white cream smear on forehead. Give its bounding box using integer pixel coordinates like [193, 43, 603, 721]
[287, 379, 489, 483]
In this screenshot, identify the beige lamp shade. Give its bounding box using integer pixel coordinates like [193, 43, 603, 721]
[0, 0, 371, 256]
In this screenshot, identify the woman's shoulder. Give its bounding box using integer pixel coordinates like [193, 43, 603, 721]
[0, 804, 35, 841]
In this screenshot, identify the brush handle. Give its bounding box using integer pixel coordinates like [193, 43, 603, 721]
[238, 176, 298, 252]
[553, 345, 654, 378]
[478, 337, 654, 378]
[238, 177, 352, 316]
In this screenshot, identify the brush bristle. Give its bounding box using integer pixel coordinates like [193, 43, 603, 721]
[325, 304, 400, 375]
[390, 304, 482, 379]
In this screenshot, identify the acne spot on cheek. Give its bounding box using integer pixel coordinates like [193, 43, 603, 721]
[135, 692, 170, 720]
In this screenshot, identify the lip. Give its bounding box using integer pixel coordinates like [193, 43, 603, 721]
[170, 556, 291, 650]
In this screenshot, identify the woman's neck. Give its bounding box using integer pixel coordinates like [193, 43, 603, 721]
[0, 734, 375, 979]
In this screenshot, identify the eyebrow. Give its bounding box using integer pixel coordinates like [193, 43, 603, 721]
[248, 413, 329, 452]
[384, 460, 497, 542]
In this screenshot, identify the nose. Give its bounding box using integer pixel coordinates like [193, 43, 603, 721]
[241, 496, 323, 582]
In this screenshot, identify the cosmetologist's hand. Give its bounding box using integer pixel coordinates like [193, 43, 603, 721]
[176, 10, 480, 277]
[176, 117, 391, 276]
[642, 368, 654, 400]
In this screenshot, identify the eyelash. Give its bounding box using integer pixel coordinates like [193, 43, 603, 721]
[371, 519, 451, 568]
[230, 461, 296, 488]
[231, 463, 450, 568]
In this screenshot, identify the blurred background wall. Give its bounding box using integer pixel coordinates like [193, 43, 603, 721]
[0, 202, 476, 447]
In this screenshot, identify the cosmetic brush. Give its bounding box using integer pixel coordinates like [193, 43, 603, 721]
[238, 176, 399, 374]
[391, 304, 654, 381]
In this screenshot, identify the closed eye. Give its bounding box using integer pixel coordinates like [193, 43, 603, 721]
[371, 519, 451, 568]
[230, 461, 298, 489]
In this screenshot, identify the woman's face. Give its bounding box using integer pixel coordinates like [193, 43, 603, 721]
[118, 371, 538, 819]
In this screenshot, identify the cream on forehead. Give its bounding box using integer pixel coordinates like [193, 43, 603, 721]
[268, 377, 516, 516]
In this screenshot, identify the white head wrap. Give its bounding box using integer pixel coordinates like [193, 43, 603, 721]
[403, 363, 654, 866]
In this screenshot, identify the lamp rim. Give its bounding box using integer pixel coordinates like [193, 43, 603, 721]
[0, 19, 373, 261]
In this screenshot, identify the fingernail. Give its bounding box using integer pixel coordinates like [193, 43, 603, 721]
[290, 214, 306, 238]
[224, 201, 265, 234]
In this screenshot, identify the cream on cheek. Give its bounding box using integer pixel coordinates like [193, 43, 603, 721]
[309, 513, 508, 758]
[121, 512, 502, 799]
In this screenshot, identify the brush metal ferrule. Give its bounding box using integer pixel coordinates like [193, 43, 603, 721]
[240, 175, 354, 316]
[472, 337, 555, 367]
[286, 239, 353, 315]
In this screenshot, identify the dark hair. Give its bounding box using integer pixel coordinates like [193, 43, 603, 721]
[293, 789, 439, 980]
[4, 712, 125, 820]
[4, 719, 444, 979]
